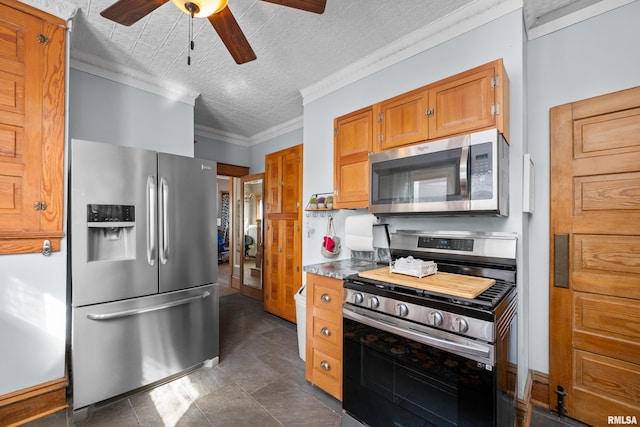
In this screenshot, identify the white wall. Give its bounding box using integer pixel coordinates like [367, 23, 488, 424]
[194, 134, 250, 168]
[526, 0, 640, 373]
[69, 68, 194, 156]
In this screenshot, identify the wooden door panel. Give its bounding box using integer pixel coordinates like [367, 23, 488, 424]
[575, 350, 640, 409]
[281, 150, 300, 214]
[337, 110, 372, 157]
[574, 108, 640, 158]
[575, 173, 640, 213]
[265, 154, 282, 214]
[550, 86, 640, 423]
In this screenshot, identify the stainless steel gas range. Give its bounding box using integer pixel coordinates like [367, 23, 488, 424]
[342, 230, 518, 427]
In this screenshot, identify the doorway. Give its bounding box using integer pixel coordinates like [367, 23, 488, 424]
[549, 86, 640, 425]
[240, 173, 264, 300]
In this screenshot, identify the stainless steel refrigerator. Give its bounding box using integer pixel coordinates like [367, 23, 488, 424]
[69, 139, 219, 419]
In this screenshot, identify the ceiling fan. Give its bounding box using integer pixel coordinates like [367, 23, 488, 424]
[100, 0, 327, 64]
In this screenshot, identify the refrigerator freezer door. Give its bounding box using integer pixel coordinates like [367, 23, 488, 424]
[71, 140, 158, 306]
[158, 154, 217, 293]
[72, 284, 219, 411]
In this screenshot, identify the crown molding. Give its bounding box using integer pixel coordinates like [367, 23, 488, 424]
[195, 115, 303, 147]
[525, 0, 636, 40]
[18, 0, 77, 21]
[300, 0, 521, 105]
[70, 53, 200, 106]
[195, 124, 250, 146]
[249, 116, 303, 146]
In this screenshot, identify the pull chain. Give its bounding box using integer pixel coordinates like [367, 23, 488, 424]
[184, 2, 199, 65]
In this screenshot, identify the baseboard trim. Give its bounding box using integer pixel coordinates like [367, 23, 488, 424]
[0, 378, 68, 426]
[517, 370, 550, 426]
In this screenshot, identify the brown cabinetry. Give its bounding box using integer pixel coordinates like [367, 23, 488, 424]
[0, 0, 66, 254]
[375, 58, 510, 151]
[305, 273, 342, 400]
[333, 107, 373, 208]
[263, 145, 303, 323]
[427, 60, 509, 142]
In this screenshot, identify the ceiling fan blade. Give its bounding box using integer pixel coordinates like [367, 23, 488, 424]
[208, 6, 257, 64]
[100, 0, 169, 26]
[261, 0, 326, 14]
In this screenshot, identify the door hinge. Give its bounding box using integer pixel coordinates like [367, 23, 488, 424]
[36, 34, 49, 44]
[297, 156, 301, 163]
[491, 103, 500, 117]
[334, 128, 338, 137]
[33, 201, 48, 211]
[296, 266, 300, 272]
[491, 75, 499, 90]
[378, 112, 383, 123]
[378, 134, 383, 144]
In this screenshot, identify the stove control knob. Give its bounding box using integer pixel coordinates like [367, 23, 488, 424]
[428, 311, 444, 327]
[395, 303, 409, 317]
[367, 296, 380, 309]
[353, 293, 364, 304]
[454, 317, 469, 333]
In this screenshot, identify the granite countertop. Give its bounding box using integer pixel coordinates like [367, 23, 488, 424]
[303, 258, 383, 280]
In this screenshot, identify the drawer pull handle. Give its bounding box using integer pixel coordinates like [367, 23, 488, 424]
[321, 293, 331, 303]
[320, 360, 331, 371]
[320, 327, 331, 337]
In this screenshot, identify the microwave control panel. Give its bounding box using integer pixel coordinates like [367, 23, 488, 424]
[470, 142, 493, 200]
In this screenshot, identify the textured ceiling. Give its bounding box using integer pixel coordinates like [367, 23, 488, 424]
[65, 0, 610, 143]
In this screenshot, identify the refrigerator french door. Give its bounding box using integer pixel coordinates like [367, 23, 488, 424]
[70, 139, 219, 417]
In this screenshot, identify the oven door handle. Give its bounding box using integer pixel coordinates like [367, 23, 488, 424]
[343, 306, 491, 360]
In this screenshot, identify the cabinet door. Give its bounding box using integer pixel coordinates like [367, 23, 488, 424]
[428, 61, 504, 140]
[264, 153, 282, 214]
[378, 88, 429, 150]
[281, 147, 301, 214]
[0, 3, 65, 254]
[264, 218, 300, 323]
[334, 107, 373, 208]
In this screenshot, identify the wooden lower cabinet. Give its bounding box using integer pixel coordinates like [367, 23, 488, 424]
[305, 273, 343, 400]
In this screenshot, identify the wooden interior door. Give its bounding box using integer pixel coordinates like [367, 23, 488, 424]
[549, 86, 640, 426]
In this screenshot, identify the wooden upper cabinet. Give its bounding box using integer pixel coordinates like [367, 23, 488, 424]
[264, 145, 302, 216]
[377, 87, 430, 151]
[333, 107, 373, 209]
[428, 59, 510, 142]
[0, 0, 66, 255]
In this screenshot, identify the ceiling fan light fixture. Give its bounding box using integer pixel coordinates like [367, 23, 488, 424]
[171, 0, 228, 17]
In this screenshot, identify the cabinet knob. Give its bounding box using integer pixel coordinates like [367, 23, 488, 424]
[425, 108, 435, 118]
[33, 201, 48, 211]
[320, 360, 331, 371]
[320, 293, 331, 303]
[320, 327, 331, 337]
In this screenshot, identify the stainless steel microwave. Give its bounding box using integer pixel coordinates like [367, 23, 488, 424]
[369, 128, 509, 216]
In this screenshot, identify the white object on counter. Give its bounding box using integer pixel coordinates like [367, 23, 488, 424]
[344, 214, 375, 251]
[390, 256, 438, 278]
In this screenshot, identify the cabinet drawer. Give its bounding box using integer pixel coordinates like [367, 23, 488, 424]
[312, 315, 341, 348]
[312, 284, 342, 312]
[312, 347, 341, 384]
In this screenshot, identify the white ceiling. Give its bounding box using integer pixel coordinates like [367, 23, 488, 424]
[60, 0, 625, 144]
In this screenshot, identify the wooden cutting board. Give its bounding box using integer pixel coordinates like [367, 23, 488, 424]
[357, 267, 495, 299]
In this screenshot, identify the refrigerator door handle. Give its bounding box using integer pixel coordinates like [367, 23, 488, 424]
[86, 290, 212, 321]
[160, 177, 169, 264]
[147, 176, 157, 266]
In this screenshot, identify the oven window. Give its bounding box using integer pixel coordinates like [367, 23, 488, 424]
[343, 318, 495, 427]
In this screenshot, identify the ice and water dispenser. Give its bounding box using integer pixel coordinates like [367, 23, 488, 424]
[86, 204, 136, 261]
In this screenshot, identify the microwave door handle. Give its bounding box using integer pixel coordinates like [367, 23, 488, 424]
[459, 145, 470, 198]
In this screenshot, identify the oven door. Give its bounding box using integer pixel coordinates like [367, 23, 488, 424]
[343, 306, 502, 427]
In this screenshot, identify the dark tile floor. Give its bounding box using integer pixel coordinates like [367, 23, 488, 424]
[25, 292, 341, 426]
[23, 291, 591, 427]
